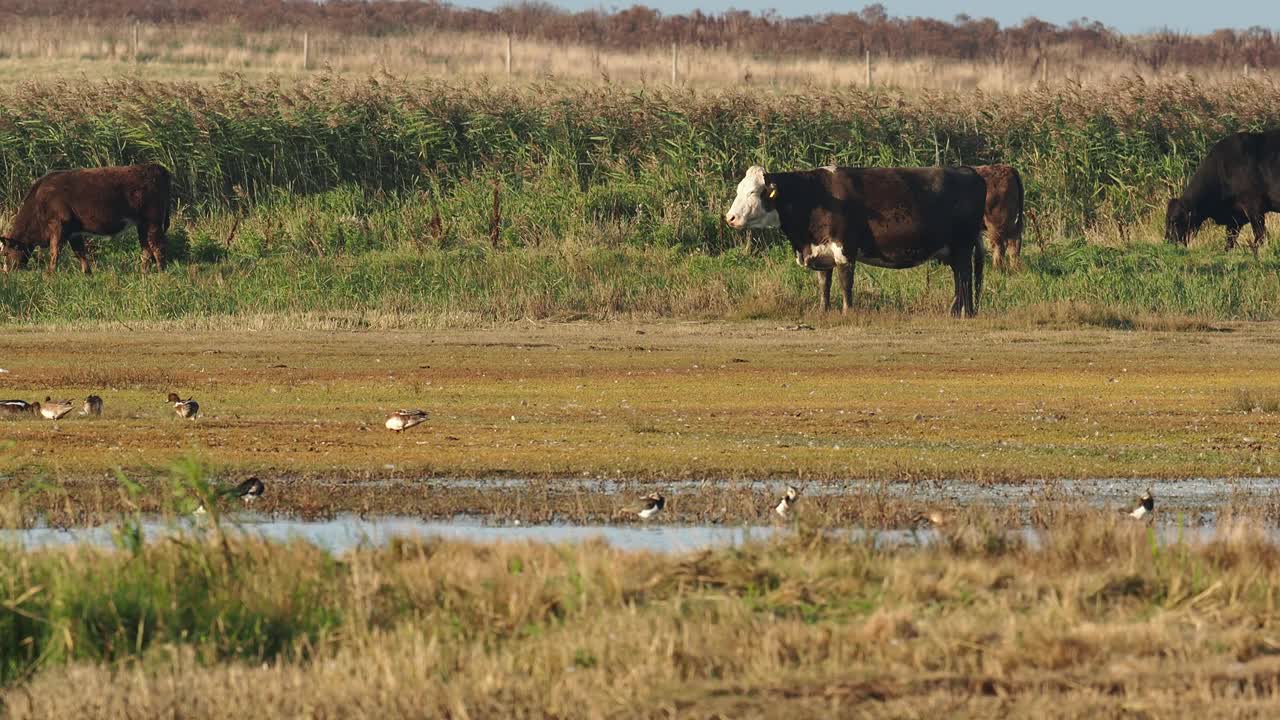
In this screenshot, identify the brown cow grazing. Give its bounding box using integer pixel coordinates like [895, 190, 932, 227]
[724, 165, 987, 317]
[0, 163, 171, 273]
[1166, 130, 1280, 252]
[972, 164, 1025, 270]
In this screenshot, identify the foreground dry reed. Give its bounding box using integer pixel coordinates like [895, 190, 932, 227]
[3, 509, 1280, 717]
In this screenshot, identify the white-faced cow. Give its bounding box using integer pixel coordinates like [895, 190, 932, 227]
[724, 165, 987, 317]
[1, 163, 171, 274]
[1166, 129, 1280, 252]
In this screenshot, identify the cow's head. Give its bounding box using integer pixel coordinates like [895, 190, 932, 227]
[724, 166, 780, 230]
[0, 237, 26, 272]
[1164, 198, 1193, 245]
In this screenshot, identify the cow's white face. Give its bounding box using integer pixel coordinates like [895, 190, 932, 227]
[724, 166, 779, 230]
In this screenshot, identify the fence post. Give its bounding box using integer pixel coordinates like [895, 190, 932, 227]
[302, 31, 309, 70]
[1040, 55, 1048, 85]
[132, 21, 139, 61]
[1244, 63, 1250, 78]
[671, 42, 678, 84]
[864, 50, 871, 87]
[506, 33, 513, 76]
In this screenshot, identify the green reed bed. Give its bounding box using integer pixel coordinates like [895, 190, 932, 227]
[2, 78, 1280, 325]
[0, 76, 1277, 234]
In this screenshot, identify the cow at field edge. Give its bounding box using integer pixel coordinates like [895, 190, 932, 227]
[1166, 130, 1280, 251]
[972, 164, 1024, 270]
[724, 165, 987, 317]
[0, 163, 171, 273]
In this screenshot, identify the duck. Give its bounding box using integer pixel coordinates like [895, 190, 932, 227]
[775, 485, 799, 518]
[0, 399, 38, 416]
[385, 409, 429, 432]
[1128, 490, 1154, 520]
[632, 492, 665, 520]
[40, 397, 75, 420]
[168, 392, 199, 419]
[81, 395, 103, 416]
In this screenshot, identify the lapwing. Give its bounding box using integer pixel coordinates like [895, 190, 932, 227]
[632, 492, 665, 520]
[775, 485, 799, 518]
[40, 397, 75, 420]
[168, 392, 199, 419]
[194, 477, 266, 515]
[1128, 490, 1154, 520]
[226, 477, 265, 504]
[81, 395, 103, 416]
[385, 409, 429, 432]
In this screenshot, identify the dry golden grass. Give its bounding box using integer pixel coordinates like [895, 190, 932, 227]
[4, 509, 1280, 717]
[0, 17, 1268, 90]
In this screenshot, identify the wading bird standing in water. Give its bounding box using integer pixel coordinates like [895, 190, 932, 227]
[386, 409, 429, 432]
[630, 492, 665, 520]
[230, 477, 265, 504]
[775, 485, 799, 518]
[168, 392, 199, 419]
[194, 477, 266, 516]
[1129, 491, 1154, 520]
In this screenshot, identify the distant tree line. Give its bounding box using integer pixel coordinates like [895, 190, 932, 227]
[4, 0, 1278, 68]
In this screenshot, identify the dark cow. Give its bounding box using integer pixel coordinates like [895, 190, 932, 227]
[972, 164, 1025, 270]
[1166, 130, 1280, 251]
[1, 163, 171, 273]
[724, 165, 987, 317]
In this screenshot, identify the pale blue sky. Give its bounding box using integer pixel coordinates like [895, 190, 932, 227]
[457, 1, 1280, 35]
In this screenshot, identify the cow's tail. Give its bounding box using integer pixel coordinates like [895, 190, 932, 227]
[155, 164, 173, 233]
[973, 228, 985, 315]
[1010, 167, 1025, 257]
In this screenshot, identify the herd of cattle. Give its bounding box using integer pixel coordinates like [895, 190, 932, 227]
[2, 129, 1278, 317]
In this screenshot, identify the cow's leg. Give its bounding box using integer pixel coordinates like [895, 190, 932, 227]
[815, 269, 832, 312]
[69, 235, 91, 275]
[973, 238, 985, 315]
[989, 233, 1005, 271]
[136, 220, 165, 272]
[1249, 214, 1267, 256]
[1224, 223, 1242, 251]
[46, 222, 65, 273]
[949, 245, 975, 318]
[837, 263, 854, 314]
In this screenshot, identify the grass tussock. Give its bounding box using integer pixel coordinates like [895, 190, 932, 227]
[1229, 388, 1280, 414]
[4, 508, 1280, 715]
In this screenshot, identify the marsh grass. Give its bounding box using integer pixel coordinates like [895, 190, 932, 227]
[1229, 388, 1280, 414]
[4, 500, 1280, 715]
[5, 236, 1280, 325]
[0, 78, 1278, 325]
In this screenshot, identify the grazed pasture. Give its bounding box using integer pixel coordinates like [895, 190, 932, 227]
[3, 320, 1279, 501]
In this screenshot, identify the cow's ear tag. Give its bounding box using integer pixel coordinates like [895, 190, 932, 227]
[767, 186, 777, 199]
